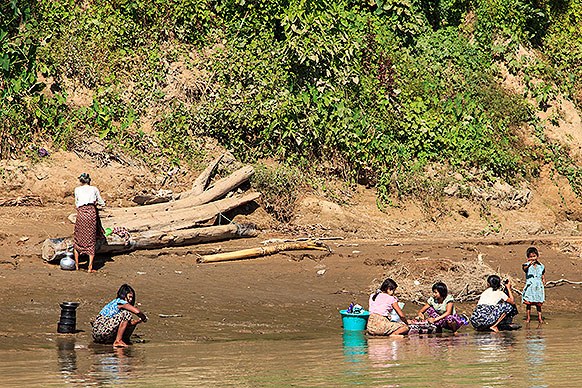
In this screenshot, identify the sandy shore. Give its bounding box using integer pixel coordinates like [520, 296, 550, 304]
[2, 205, 581, 350]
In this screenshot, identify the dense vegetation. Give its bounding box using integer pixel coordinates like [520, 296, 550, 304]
[1, 0, 582, 210]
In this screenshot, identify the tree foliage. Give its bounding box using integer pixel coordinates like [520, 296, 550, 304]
[1, 0, 581, 205]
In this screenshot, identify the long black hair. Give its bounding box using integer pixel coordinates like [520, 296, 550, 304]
[432, 281, 448, 299]
[372, 278, 398, 301]
[117, 284, 136, 305]
[487, 275, 502, 291]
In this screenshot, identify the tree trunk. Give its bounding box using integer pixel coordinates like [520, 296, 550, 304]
[99, 165, 255, 219]
[183, 153, 224, 198]
[102, 192, 260, 233]
[42, 223, 258, 262]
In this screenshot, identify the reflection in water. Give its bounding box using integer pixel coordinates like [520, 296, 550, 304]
[89, 345, 136, 386]
[342, 331, 368, 377]
[57, 337, 78, 378]
[525, 328, 547, 388]
[367, 336, 403, 387]
[473, 332, 517, 363]
[26, 318, 580, 387]
[56, 338, 141, 387]
[367, 337, 401, 366]
[472, 332, 518, 387]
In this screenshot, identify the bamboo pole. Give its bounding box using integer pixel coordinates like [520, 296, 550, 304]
[197, 241, 331, 263]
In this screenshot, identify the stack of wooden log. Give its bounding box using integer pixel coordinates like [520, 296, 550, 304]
[41, 154, 261, 262]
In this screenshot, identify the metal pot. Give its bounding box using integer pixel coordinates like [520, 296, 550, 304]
[60, 253, 76, 271]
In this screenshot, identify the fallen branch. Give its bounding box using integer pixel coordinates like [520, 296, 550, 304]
[132, 191, 173, 206]
[112, 192, 260, 233]
[197, 241, 331, 263]
[545, 278, 582, 288]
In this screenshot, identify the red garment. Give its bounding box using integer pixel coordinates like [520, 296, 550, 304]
[74, 205, 98, 255]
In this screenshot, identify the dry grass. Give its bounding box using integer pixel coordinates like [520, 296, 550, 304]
[370, 254, 519, 304]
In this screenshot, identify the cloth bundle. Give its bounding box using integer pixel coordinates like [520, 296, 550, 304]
[111, 226, 131, 245]
[407, 319, 437, 334]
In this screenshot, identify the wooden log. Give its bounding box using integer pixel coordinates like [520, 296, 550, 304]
[41, 223, 258, 262]
[184, 153, 224, 198]
[106, 192, 260, 233]
[197, 241, 331, 263]
[99, 165, 255, 219]
[132, 193, 173, 205]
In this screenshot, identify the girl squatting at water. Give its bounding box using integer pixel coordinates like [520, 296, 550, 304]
[416, 282, 468, 333]
[367, 278, 410, 336]
[470, 275, 518, 332]
[92, 284, 148, 347]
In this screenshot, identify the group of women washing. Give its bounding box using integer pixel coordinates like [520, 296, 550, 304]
[367, 246, 546, 336]
[72, 172, 547, 345]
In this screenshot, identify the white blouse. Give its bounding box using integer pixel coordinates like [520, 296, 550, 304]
[477, 288, 508, 305]
[74, 185, 105, 208]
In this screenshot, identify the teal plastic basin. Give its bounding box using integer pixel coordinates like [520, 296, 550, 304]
[340, 309, 370, 331]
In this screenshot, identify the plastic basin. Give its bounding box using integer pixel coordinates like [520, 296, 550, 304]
[340, 309, 370, 331]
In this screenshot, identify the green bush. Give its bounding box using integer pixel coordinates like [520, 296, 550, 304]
[3, 0, 582, 209]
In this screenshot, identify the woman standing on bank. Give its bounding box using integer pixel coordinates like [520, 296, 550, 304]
[74, 173, 105, 273]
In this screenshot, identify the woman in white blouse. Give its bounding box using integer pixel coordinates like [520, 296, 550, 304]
[470, 275, 518, 332]
[74, 173, 105, 272]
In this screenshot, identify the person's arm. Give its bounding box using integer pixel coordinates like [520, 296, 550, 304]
[119, 303, 148, 322]
[427, 302, 453, 323]
[94, 188, 106, 207]
[542, 264, 546, 286]
[416, 303, 430, 319]
[522, 261, 532, 272]
[392, 301, 408, 325]
[504, 282, 515, 305]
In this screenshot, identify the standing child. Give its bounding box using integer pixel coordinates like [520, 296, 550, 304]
[522, 247, 546, 323]
[367, 278, 409, 336]
[416, 282, 468, 333]
[92, 284, 147, 347]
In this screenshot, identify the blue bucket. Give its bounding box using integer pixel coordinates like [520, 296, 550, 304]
[340, 309, 370, 331]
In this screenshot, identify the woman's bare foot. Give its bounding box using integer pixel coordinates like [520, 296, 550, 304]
[113, 341, 128, 348]
[88, 269, 96, 273]
[489, 326, 499, 333]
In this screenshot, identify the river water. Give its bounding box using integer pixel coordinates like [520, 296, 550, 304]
[1, 315, 580, 387]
